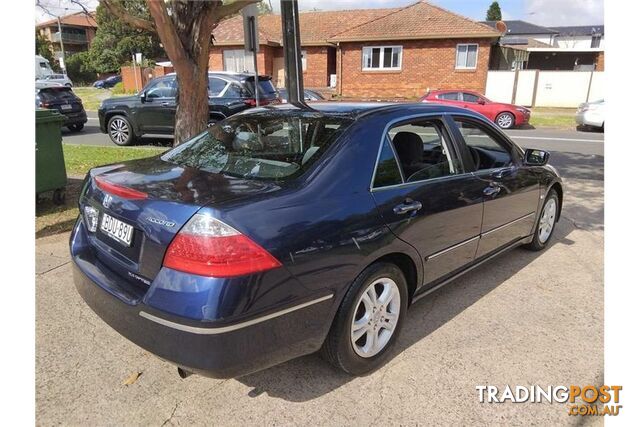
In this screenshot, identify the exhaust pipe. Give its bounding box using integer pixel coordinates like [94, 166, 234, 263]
[177, 367, 193, 379]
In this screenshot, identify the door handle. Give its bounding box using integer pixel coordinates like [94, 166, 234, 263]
[161, 102, 170, 106]
[491, 167, 514, 180]
[483, 184, 501, 197]
[393, 200, 423, 215]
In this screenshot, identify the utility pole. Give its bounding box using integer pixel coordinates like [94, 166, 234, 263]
[280, 0, 304, 105]
[56, 16, 66, 74]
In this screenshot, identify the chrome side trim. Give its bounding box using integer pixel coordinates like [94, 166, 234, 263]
[139, 293, 334, 335]
[412, 236, 529, 303]
[481, 212, 535, 237]
[426, 235, 479, 260]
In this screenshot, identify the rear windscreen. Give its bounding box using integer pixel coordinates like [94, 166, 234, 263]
[246, 78, 277, 96]
[38, 88, 77, 102]
[162, 112, 353, 181]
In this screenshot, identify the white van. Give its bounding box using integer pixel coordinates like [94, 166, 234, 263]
[36, 55, 54, 79]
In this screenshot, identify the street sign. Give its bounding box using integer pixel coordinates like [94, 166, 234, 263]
[242, 4, 259, 53]
[135, 53, 143, 64]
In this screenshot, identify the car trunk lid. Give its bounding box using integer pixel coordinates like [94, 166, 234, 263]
[81, 156, 280, 284]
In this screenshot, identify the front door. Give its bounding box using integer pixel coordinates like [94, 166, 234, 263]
[137, 76, 177, 134]
[370, 116, 486, 289]
[448, 116, 541, 257]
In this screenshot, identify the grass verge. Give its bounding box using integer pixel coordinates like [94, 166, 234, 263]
[528, 108, 576, 130]
[72, 86, 130, 111]
[36, 144, 165, 238]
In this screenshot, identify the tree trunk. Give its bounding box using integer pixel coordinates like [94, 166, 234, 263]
[173, 61, 210, 146]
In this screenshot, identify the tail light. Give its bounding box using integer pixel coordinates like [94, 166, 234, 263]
[95, 176, 148, 200]
[244, 98, 257, 107]
[163, 214, 282, 278]
[83, 206, 99, 232]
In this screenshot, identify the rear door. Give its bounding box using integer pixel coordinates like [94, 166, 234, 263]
[211, 77, 246, 117]
[370, 115, 486, 288]
[447, 116, 540, 257]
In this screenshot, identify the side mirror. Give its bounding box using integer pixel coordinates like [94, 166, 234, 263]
[140, 91, 147, 103]
[477, 98, 486, 105]
[524, 148, 550, 166]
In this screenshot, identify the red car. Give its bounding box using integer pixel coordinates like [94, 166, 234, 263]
[420, 90, 530, 129]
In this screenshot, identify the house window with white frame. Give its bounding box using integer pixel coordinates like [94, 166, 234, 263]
[362, 46, 402, 70]
[455, 44, 478, 69]
[223, 49, 255, 73]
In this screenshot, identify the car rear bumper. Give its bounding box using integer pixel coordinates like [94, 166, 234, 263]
[62, 110, 87, 126]
[575, 111, 603, 128]
[70, 219, 334, 378]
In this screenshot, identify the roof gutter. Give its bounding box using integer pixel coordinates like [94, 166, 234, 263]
[329, 32, 500, 43]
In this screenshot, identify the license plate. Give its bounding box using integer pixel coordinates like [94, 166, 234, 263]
[60, 104, 72, 110]
[100, 213, 134, 246]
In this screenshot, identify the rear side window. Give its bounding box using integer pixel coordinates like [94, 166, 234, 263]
[437, 92, 459, 101]
[162, 113, 353, 181]
[373, 139, 403, 187]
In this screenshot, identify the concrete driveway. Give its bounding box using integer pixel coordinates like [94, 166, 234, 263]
[36, 138, 604, 425]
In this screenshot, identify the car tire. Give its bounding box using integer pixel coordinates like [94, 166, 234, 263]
[107, 115, 135, 146]
[68, 123, 84, 132]
[65, 83, 72, 87]
[495, 112, 515, 129]
[321, 262, 408, 375]
[524, 189, 559, 251]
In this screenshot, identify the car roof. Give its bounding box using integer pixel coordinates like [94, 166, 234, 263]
[164, 71, 269, 81]
[252, 101, 487, 119]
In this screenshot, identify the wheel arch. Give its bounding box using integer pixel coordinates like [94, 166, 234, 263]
[105, 110, 139, 136]
[549, 181, 563, 221]
[363, 252, 419, 304]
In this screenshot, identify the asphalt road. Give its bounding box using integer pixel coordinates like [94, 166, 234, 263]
[37, 115, 604, 425]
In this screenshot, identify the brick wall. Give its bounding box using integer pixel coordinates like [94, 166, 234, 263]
[595, 51, 605, 71]
[303, 46, 330, 87]
[208, 45, 276, 75]
[121, 65, 174, 92]
[338, 38, 492, 99]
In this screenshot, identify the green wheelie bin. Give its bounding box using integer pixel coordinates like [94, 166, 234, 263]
[36, 109, 67, 204]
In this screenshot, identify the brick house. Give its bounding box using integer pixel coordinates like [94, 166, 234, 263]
[36, 12, 97, 58]
[209, 1, 499, 98]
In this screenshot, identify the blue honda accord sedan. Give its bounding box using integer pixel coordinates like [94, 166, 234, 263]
[71, 102, 563, 378]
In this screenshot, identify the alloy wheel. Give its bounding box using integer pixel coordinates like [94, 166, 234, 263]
[538, 198, 557, 243]
[350, 277, 401, 358]
[110, 118, 130, 145]
[497, 113, 513, 129]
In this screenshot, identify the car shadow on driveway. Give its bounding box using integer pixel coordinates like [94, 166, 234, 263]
[236, 219, 576, 402]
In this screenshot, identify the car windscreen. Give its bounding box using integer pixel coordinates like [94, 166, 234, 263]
[37, 88, 77, 102]
[162, 112, 353, 181]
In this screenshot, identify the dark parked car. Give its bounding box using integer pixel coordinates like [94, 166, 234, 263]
[93, 75, 122, 89]
[36, 86, 87, 132]
[71, 102, 562, 378]
[277, 88, 325, 102]
[98, 72, 280, 146]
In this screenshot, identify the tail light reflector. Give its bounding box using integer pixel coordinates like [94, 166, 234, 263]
[163, 214, 282, 278]
[95, 176, 148, 200]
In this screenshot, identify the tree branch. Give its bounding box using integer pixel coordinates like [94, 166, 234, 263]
[212, 0, 261, 21]
[100, 0, 155, 32]
[146, 0, 190, 70]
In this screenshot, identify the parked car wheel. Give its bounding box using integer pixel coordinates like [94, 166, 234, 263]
[524, 189, 559, 251]
[321, 262, 408, 375]
[495, 112, 515, 129]
[107, 115, 135, 146]
[68, 123, 84, 132]
[65, 83, 72, 87]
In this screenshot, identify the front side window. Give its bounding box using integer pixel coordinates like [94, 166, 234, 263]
[162, 113, 353, 181]
[362, 46, 402, 70]
[144, 78, 176, 99]
[456, 44, 478, 69]
[384, 120, 460, 183]
[454, 119, 514, 171]
[462, 92, 481, 103]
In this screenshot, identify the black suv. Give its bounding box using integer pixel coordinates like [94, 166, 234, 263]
[36, 86, 87, 132]
[98, 72, 280, 146]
